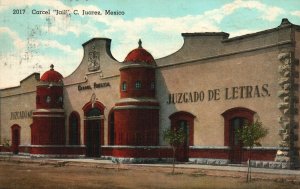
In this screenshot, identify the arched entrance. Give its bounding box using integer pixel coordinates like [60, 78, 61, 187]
[11, 124, 21, 154]
[222, 107, 255, 164]
[169, 111, 195, 162]
[82, 101, 105, 157]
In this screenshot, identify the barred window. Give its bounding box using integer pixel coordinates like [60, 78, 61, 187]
[46, 96, 51, 103]
[150, 81, 155, 90]
[135, 80, 142, 89]
[58, 96, 63, 103]
[122, 81, 127, 91]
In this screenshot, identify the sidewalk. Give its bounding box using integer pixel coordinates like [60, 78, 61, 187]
[1, 155, 299, 177]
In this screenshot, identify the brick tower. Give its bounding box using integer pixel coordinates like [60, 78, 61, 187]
[114, 40, 159, 146]
[31, 65, 65, 154]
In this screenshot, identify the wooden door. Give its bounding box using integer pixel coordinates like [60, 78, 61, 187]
[12, 128, 20, 154]
[176, 120, 189, 162]
[230, 117, 245, 164]
[86, 120, 100, 157]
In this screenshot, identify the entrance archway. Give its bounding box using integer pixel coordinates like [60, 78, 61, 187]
[11, 124, 21, 154]
[222, 107, 255, 164]
[169, 111, 195, 162]
[82, 101, 105, 157]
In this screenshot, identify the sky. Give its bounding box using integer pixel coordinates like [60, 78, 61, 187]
[0, 0, 300, 89]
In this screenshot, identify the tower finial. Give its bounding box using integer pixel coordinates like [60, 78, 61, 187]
[138, 39, 142, 48]
[50, 64, 54, 70]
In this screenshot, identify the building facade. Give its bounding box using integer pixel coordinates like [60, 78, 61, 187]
[1, 18, 300, 169]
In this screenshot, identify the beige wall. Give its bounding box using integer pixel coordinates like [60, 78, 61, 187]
[64, 75, 120, 145]
[0, 74, 38, 146]
[63, 38, 121, 145]
[157, 48, 281, 146]
[0, 93, 35, 146]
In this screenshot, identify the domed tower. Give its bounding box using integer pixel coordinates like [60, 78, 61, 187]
[31, 65, 65, 153]
[114, 40, 159, 146]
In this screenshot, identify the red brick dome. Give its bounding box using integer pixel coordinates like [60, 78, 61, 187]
[124, 39, 156, 65]
[40, 64, 63, 82]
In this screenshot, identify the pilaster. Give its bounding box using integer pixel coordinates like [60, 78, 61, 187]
[276, 52, 299, 169]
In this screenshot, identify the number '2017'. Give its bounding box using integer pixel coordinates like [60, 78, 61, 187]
[13, 9, 25, 14]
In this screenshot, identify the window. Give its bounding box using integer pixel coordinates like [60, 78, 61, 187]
[46, 96, 51, 103]
[180, 120, 189, 144]
[169, 111, 195, 146]
[231, 117, 245, 146]
[58, 96, 63, 103]
[135, 80, 142, 89]
[108, 110, 115, 145]
[221, 107, 255, 146]
[150, 81, 155, 90]
[169, 111, 195, 162]
[69, 112, 80, 145]
[121, 81, 127, 91]
[221, 107, 255, 164]
[87, 108, 101, 117]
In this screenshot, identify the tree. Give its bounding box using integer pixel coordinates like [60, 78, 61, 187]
[236, 119, 268, 182]
[163, 127, 186, 174]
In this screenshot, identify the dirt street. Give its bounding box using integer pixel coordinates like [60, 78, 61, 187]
[0, 160, 299, 189]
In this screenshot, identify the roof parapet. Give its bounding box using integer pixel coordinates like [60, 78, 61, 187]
[82, 38, 116, 61]
[278, 18, 292, 28]
[182, 32, 229, 39]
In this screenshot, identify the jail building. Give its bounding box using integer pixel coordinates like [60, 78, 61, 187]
[1, 18, 300, 169]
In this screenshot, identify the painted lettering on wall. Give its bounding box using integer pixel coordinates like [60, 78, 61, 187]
[78, 82, 110, 91]
[10, 110, 33, 120]
[167, 84, 270, 104]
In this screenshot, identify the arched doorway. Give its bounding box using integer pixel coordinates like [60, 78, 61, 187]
[82, 101, 105, 157]
[222, 107, 255, 164]
[169, 111, 195, 162]
[11, 124, 21, 154]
